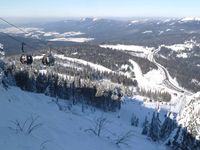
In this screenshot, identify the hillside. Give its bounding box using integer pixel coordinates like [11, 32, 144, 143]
[0, 85, 169, 150]
[0, 17, 200, 150]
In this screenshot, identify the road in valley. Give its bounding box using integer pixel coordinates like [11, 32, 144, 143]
[147, 48, 193, 96]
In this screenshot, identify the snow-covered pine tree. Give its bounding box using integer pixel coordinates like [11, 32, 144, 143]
[148, 111, 161, 141]
[131, 113, 139, 127]
[142, 116, 149, 135]
[159, 112, 177, 140]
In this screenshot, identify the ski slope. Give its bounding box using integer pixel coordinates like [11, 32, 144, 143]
[0, 86, 168, 150]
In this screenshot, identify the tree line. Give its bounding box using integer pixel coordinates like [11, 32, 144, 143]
[5, 66, 122, 112]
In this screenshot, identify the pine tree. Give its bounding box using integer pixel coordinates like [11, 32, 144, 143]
[160, 112, 177, 139]
[142, 116, 149, 135]
[148, 112, 161, 141]
[131, 113, 139, 127]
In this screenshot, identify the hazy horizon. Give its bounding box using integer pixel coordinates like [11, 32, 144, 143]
[1, 0, 200, 18]
[0, 16, 196, 24]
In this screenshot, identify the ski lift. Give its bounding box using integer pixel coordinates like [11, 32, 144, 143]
[42, 48, 55, 66]
[20, 42, 33, 65]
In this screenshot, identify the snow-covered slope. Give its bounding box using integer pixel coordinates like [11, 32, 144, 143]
[54, 54, 112, 72]
[177, 92, 200, 140]
[0, 86, 168, 150]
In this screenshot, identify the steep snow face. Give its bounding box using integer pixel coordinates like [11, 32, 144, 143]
[177, 92, 200, 140]
[0, 86, 168, 150]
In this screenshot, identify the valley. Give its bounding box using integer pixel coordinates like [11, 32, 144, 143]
[0, 17, 200, 150]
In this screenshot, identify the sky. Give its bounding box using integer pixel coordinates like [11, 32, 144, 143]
[1, 0, 200, 18]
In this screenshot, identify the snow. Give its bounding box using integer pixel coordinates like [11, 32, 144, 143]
[131, 20, 139, 24]
[176, 92, 200, 140]
[0, 86, 168, 150]
[56, 62, 83, 71]
[128, 20, 139, 25]
[43, 32, 60, 37]
[0, 27, 90, 42]
[121, 64, 129, 71]
[159, 31, 164, 35]
[33, 55, 45, 60]
[181, 17, 200, 22]
[165, 29, 172, 32]
[54, 54, 112, 72]
[100, 44, 154, 58]
[191, 79, 200, 86]
[176, 53, 188, 58]
[0, 43, 5, 56]
[0, 43, 3, 49]
[49, 37, 94, 43]
[144, 69, 165, 85]
[0, 27, 42, 34]
[62, 32, 84, 37]
[93, 18, 101, 21]
[39, 69, 47, 74]
[142, 30, 153, 34]
[44, 32, 84, 37]
[160, 40, 198, 52]
[128, 60, 165, 90]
